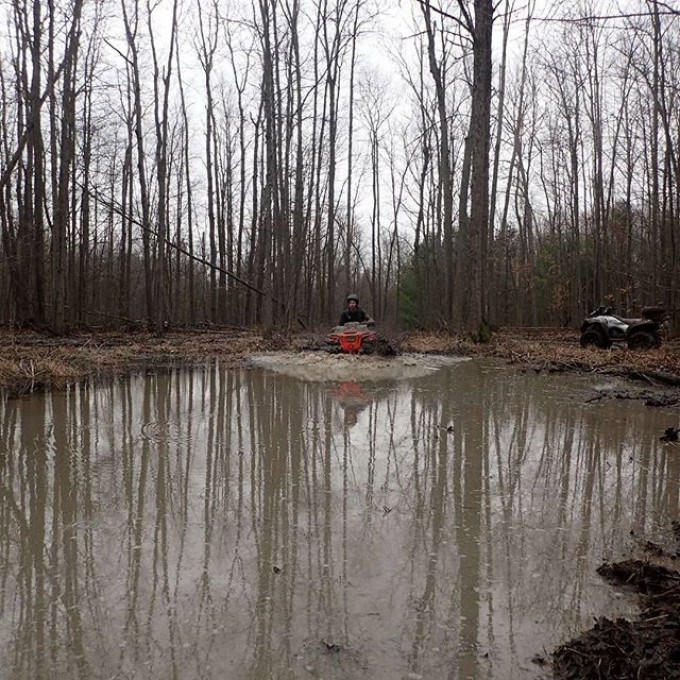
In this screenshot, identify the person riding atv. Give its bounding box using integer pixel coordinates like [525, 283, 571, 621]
[324, 294, 377, 354]
[339, 293, 374, 326]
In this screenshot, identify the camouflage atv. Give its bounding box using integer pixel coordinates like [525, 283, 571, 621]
[579, 306, 667, 350]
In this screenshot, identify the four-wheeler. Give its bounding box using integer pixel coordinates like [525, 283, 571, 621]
[324, 322, 377, 354]
[579, 305, 667, 350]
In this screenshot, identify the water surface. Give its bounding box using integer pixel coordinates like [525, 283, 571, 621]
[1, 358, 678, 680]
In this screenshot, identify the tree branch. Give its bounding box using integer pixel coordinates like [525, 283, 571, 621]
[414, 0, 471, 33]
[83, 184, 309, 330]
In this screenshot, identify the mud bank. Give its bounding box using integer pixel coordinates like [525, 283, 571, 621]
[1, 326, 679, 398]
[553, 548, 680, 679]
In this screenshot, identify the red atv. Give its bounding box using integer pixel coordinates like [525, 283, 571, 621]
[325, 322, 377, 354]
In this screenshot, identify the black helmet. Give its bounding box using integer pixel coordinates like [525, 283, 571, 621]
[347, 293, 359, 303]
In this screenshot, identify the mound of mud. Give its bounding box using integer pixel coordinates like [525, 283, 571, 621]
[553, 559, 680, 679]
[249, 351, 469, 382]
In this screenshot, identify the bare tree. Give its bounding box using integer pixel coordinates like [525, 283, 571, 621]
[421, 0, 455, 323]
[148, 0, 179, 333]
[464, 0, 494, 329]
[175, 43, 196, 324]
[121, 0, 154, 323]
[196, 0, 220, 322]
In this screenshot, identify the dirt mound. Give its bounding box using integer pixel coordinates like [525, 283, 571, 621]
[597, 559, 680, 594]
[552, 558, 680, 679]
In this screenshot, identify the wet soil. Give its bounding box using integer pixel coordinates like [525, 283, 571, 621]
[2, 324, 679, 396]
[2, 323, 680, 679]
[552, 549, 680, 679]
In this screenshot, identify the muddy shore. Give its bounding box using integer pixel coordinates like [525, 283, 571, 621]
[1, 324, 680, 679]
[2, 325, 680, 397]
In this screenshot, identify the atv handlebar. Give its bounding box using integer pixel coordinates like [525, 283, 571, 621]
[588, 305, 667, 323]
[589, 306, 615, 317]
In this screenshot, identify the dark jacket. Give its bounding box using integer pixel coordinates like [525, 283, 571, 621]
[339, 307, 371, 325]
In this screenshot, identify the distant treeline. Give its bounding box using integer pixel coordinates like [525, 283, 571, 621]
[0, 1, 677, 333]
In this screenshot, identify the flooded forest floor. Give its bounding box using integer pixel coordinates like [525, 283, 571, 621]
[2, 324, 680, 679]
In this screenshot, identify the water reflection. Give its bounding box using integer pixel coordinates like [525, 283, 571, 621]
[332, 381, 372, 428]
[0, 360, 677, 679]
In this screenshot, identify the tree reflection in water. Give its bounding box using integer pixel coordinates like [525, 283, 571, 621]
[0, 360, 677, 679]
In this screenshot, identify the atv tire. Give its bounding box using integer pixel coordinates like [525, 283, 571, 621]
[627, 329, 661, 350]
[375, 335, 399, 357]
[580, 327, 612, 349]
[360, 340, 375, 355]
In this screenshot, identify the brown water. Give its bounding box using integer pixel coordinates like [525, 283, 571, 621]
[1, 357, 678, 680]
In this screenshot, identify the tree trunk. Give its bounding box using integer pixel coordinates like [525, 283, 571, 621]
[466, 0, 494, 330]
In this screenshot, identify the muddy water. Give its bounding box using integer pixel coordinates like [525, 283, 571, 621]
[0, 358, 678, 680]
